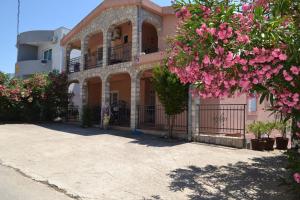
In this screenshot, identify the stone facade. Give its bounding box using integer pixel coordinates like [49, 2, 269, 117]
[64, 5, 163, 129]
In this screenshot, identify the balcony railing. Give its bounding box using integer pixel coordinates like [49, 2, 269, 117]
[108, 43, 132, 65]
[68, 57, 81, 73]
[84, 48, 103, 70]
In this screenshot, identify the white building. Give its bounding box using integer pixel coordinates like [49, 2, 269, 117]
[15, 27, 73, 78]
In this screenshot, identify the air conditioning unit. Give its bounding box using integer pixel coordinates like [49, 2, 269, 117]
[111, 28, 121, 41]
[52, 36, 58, 44]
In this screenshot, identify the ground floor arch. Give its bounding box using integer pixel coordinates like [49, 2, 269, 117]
[84, 76, 102, 124]
[106, 72, 131, 127]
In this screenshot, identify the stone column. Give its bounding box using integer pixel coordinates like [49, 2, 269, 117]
[103, 30, 111, 67]
[130, 72, 140, 130]
[79, 80, 88, 121]
[131, 16, 139, 61]
[188, 87, 200, 141]
[80, 36, 88, 71]
[64, 45, 71, 73]
[101, 76, 110, 108]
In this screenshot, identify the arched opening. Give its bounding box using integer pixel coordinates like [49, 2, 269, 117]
[67, 40, 81, 73]
[85, 32, 103, 69]
[85, 77, 102, 124]
[142, 22, 158, 54]
[108, 73, 131, 127]
[68, 81, 80, 122]
[138, 69, 157, 128]
[108, 21, 132, 65]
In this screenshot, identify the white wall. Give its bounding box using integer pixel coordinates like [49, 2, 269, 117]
[68, 83, 80, 107]
[37, 27, 70, 72]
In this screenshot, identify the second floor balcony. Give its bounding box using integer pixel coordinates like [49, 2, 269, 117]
[85, 47, 103, 70]
[108, 43, 132, 65]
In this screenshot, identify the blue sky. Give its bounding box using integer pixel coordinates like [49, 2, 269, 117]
[0, 0, 171, 73]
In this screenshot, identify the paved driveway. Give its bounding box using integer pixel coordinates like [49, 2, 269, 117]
[0, 124, 292, 200]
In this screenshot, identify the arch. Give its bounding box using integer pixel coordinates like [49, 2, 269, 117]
[66, 39, 81, 73]
[107, 19, 133, 65]
[83, 76, 103, 124]
[141, 22, 159, 54]
[105, 72, 132, 127]
[83, 30, 104, 69]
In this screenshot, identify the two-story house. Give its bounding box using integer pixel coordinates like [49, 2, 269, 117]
[62, 0, 275, 143]
[15, 27, 73, 78]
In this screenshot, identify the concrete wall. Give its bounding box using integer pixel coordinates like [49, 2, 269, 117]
[15, 60, 52, 78]
[18, 30, 54, 45]
[16, 27, 70, 77]
[17, 44, 38, 61]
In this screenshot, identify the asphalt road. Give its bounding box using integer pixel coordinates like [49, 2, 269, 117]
[0, 164, 74, 200]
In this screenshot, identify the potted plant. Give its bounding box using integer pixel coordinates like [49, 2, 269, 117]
[262, 122, 276, 151]
[248, 121, 265, 151]
[275, 121, 289, 150]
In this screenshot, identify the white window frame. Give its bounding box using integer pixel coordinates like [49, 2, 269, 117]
[43, 49, 52, 61]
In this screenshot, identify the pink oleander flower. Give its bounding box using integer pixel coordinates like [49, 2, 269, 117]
[242, 4, 251, 12]
[294, 173, 300, 184]
[279, 53, 288, 61]
[297, 121, 300, 129]
[290, 66, 300, 75]
[283, 70, 293, 81]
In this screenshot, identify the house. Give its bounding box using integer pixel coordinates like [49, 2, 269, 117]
[15, 27, 73, 78]
[62, 0, 275, 144]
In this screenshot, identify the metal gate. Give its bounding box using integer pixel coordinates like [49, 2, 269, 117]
[199, 104, 246, 137]
[137, 105, 188, 133]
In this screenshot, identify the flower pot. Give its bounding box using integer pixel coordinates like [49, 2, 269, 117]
[251, 139, 265, 151]
[263, 138, 275, 151]
[276, 137, 289, 150]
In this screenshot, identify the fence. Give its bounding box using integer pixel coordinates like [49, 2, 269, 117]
[108, 43, 132, 65]
[67, 57, 81, 73]
[199, 104, 246, 138]
[137, 105, 188, 133]
[66, 105, 80, 122]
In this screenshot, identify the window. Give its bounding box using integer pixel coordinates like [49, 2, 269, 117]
[43, 49, 52, 61]
[110, 91, 119, 105]
[124, 35, 128, 44]
[248, 94, 257, 113]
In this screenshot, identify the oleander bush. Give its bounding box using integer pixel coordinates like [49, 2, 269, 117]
[0, 71, 69, 122]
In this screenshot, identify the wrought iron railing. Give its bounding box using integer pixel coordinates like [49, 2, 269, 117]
[110, 101, 130, 127]
[84, 48, 103, 70]
[108, 43, 132, 65]
[66, 105, 79, 122]
[67, 57, 81, 73]
[142, 47, 159, 54]
[199, 104, 246, 137]
[137, 105, 188, 133]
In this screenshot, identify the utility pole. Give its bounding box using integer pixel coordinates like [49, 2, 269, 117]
[17, 0, 20, 36]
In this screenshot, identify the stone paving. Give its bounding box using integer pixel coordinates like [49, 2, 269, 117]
[0, 124, 293, 200]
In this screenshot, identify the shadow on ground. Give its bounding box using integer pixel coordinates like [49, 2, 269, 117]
[166, 155, 294, 200]
[37, 123, 186, 147]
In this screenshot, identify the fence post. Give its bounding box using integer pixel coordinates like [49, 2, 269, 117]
[188, 87, 200, 142]
[243, 104, 247, 148]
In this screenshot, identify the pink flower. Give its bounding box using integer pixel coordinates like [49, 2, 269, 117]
[290, 66, 300, 75]
[283, 70, 293, 81]
[297, 121, 300, 129]
[203, 55, 211, 65]
[294, 173, 300, 184]
[207, 28, 216, 36]
[242, 4, 251, 12]
[279, 53, 288, 61]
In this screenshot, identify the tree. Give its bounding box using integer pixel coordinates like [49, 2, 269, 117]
[152, 65, 189, 138]
[168, 0, 300, 145]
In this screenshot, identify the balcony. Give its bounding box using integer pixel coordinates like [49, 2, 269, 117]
[67, 57, 81, 73]
[15, 60, 52, 78]
[108, 43, 132, 65]
[84, 48, 103, 70]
